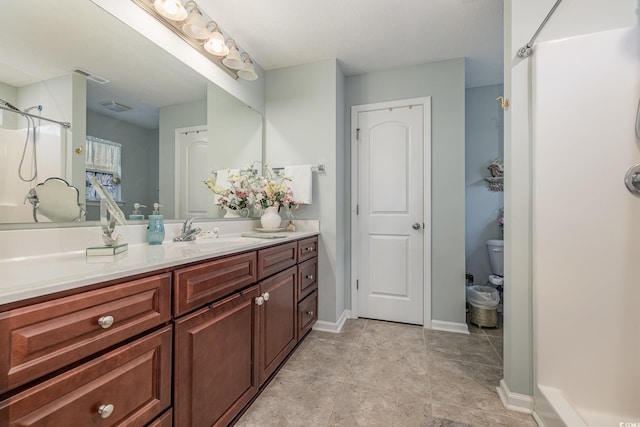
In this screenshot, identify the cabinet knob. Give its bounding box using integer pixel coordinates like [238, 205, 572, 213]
[98, 403, 115, 419]
[306, 310, 314, 317]
[255, 296, 264, 306]
[97, 315, 115, 329]
[262, 292, 270, 302]
[306, 246, 315, 252]
[306, 274, 314, 280]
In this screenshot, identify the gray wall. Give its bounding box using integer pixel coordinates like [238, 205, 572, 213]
[265, 59, 346, 323]
[86, 110, 159, 218]
[345, 58, 466, 326]
[465, 84, 504, 284]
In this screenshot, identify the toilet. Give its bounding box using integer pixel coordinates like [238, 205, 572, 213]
[486, 239, 504, 312]
[486, 239, 504, 280]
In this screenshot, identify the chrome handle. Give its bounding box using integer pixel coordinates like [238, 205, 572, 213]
[306, 310, 314, 316]
[412, 222, 421, 230]
[262, 292, 270, 302]
[97, 315, 114, 329]
[306, 274, 314, 280]
[98, 403, 115, 419]
[255, 296, 264, 306]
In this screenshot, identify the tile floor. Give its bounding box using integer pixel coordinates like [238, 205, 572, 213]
[236, 317, 536, 427]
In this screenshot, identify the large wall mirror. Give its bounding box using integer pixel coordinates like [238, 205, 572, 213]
[0, 0, 262, 228]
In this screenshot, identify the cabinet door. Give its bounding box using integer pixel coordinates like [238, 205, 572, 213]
[174, 285, 260, 427]
[298, 290, 318, 339]
[0, 326, 172, 427]
[258, 266, 297, 385]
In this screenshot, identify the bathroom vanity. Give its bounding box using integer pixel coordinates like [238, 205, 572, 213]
[0, 231, 318, 426]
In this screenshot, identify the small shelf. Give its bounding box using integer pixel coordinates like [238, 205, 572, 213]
[485, 176, 503, 192]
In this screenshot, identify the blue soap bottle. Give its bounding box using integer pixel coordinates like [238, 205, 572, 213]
[129, 203, 146, 220]
[147, 203, 165, 245]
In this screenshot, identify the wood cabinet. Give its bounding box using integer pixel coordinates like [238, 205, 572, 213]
[0, 325, 172, 426]
[258, 266, 298, 385]
[1, 233, 319, 427]
[0, 273, 171, 394]
[174, 285, 260, 427]
[173, 252, 257, 316]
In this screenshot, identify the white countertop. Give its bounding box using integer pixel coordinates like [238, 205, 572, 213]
[0, 220, 318, 307]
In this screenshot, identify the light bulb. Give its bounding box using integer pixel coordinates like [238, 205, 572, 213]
[153, 0, 187, 21]
[238, 59, 258, 80]
[204, 30, 229, 56]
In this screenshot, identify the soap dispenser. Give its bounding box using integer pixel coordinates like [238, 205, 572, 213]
[147, 203, 165, 245]
[129, 203, 146, 220]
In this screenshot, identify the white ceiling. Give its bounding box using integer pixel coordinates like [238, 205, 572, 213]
[198, 0, 504, 87]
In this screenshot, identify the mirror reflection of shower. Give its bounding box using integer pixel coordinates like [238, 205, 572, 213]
[0, 99, 70, 223]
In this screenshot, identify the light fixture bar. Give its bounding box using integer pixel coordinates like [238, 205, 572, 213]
[132, 0, 239, 79]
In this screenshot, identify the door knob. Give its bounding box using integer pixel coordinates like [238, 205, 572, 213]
[255, 296, 264, 306]
[262, 292, 270, 301]
[412, 222, 421, 230]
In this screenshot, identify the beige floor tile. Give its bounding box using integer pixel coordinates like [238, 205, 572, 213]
[327, 381, 432, 427]
[487, 336, 503, 361]
[427, 356, 502, 391]
[361, 319, 426, 347]
[281, 335, 359, 381]
[425, 330, 501, 367]
[345, 343, 430, 397]
[235, 369, 344, 427]
[432, 402, 538, 427]
[430, 369, 511, 415]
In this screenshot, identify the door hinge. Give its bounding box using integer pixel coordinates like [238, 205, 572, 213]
[356, 128, 360, 140]
[356, 280, 359, 290]
[356, 204, 359, 215]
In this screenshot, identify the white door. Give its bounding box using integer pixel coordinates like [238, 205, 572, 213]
[354, 100, 429, 325]
[176, 127, 209, 218]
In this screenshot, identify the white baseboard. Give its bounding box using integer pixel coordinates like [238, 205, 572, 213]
[312, 309, 351, 334]
[430, 319, 470, 334]
[497, 379, 534, 414]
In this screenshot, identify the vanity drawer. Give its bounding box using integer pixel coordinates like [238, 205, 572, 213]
[0, 325, 172, 427]
[0, 273, 171, 393]
[257, 242, 297, 280]
[297, 290, 318, 339]
[297, 236, 318, 263]
[297, 257, 318, 301]
[174, 252, 257, 316]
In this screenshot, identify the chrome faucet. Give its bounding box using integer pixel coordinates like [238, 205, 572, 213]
[173, 217, 201, 242]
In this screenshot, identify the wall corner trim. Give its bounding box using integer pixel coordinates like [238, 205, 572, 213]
[497, 379, 534, 414]
[430, 320, 470, 334]
[312, 309, 351, 334]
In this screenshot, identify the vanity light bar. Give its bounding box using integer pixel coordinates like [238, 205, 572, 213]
[132, 0, 256, 80]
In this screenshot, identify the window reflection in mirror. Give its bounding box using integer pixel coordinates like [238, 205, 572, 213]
[0, 0, 262, 227]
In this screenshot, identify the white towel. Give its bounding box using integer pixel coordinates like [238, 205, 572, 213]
[284, 165, 312, 204]
[214, 169, 239, 204]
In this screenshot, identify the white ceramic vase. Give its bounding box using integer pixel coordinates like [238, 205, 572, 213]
[260, 206, 281, 229]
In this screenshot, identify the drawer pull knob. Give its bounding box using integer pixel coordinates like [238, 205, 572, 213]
[98, 315, 115, 329]
[98, 403, 115, 419]
[263, 292, 270, 301]
[255, 296, 264, 306]
[306, 274, 314, 280]
[307, 310, 314, 316]
[306, 246, 315, 252]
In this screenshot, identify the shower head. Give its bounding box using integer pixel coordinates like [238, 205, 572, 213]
[0, 98, 20, 112]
